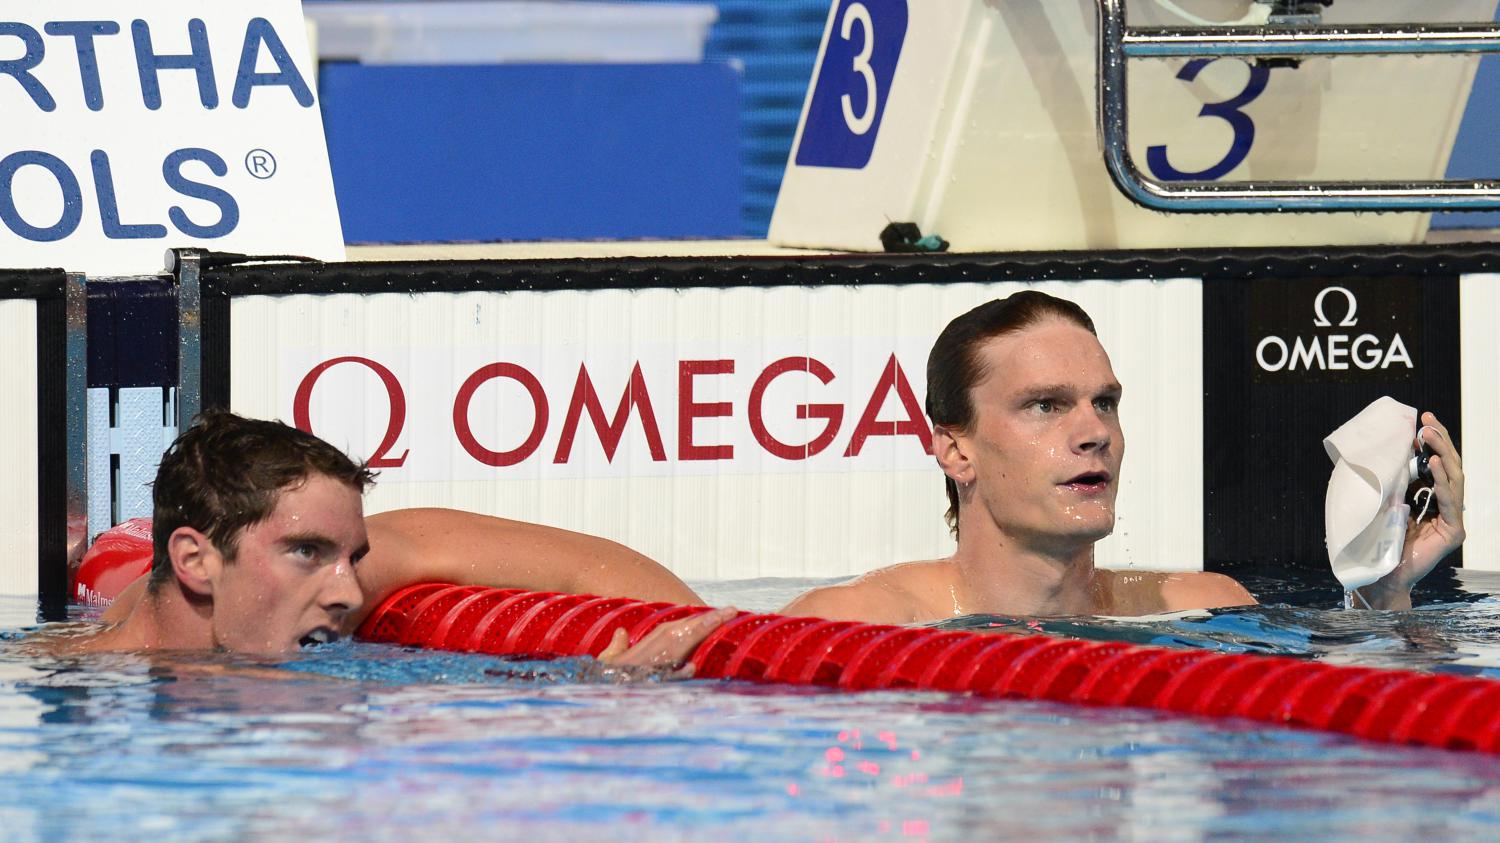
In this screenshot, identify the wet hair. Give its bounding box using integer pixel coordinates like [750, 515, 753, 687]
[149, 410, 375, 591]
[926, 291, 1097, 537]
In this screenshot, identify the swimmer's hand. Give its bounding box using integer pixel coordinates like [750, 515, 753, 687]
[1361, 412, 1466, 610]
[595, 606, 738, 680]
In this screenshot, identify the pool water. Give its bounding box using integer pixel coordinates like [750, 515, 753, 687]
[1, 569, 1499, 841]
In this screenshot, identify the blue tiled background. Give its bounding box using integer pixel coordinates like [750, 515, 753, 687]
[634, 0, 829, 236]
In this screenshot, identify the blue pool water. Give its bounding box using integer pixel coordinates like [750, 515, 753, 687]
[1, 570, 1499, 841]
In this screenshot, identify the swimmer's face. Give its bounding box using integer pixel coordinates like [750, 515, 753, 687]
[952, 318, 1123, 549]
[206, 473, 367, 655]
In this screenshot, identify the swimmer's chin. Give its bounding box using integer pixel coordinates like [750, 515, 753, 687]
[1057, 514, 1117, 543]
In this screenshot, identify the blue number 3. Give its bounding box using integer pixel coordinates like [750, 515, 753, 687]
[1146, 59, 1270, 181]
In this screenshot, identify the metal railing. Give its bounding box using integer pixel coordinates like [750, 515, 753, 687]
[1097, 0, 1500, 211]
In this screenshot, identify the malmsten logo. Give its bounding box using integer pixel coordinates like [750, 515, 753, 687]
[1254, 285, 1414, 373]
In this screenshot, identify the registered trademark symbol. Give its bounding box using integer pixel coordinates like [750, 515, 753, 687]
[245, 149, 277, 179]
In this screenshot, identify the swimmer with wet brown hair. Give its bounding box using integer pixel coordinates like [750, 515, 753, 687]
[78, 410, 730, 669]
[780, 291, 1466, 624]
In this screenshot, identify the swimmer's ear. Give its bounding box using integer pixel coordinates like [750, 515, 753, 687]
[167, 527, 217, 597]
[933, 425, 975, 485]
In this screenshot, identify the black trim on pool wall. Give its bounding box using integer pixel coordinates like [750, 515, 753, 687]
[199, 242, 1500, 296]
[87, 278, 178, 389]
[202, 290, 231, 413]
[0, 269, 66, 296]
[36, 290, 67, 615]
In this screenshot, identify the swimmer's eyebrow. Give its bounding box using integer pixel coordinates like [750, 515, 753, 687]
[1017, 383, 1072, 397]
[1018, 382, 1122, 398]
[280, 531, 334, 546]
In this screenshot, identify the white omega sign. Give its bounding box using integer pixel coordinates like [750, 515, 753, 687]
[1312, 286, 1359, 328]
[1256, 286, 1414, 373]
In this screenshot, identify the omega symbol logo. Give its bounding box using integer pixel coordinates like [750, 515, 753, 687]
[1312, 286, 1358, 328]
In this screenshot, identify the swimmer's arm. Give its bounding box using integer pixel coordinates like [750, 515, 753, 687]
[351, 508, 704, 627]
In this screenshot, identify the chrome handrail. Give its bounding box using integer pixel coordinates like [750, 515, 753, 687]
[1097, 0, 1500, 211]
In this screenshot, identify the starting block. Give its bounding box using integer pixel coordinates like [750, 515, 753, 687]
[770, 0, 1500, 252]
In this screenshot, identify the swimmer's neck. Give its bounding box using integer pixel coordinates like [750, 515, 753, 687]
[85, 583, 215, 652]
[949, 522, 1102, 617]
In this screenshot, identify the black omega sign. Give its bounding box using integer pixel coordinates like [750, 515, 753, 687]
[1250, 276, 1420, 383]
[1203, 269, 1458, 575]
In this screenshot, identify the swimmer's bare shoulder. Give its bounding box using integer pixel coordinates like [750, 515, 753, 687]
[1102, 570, 1256, 614]
[780, 560, 955, 625]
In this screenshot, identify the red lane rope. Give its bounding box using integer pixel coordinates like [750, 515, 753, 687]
[71, 522, 1500, 755]
[358, 582, 1500, 755]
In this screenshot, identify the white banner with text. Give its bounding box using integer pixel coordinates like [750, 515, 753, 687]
[230, 280, 1204, 581]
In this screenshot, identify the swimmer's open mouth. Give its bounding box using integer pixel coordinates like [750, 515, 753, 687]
[1063, 471, 1111, 488]
[299, 628, 339, 648]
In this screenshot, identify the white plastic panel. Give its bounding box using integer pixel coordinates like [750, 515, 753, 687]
[0, 300, 38, 595]
[116, 388, 173, 521]
[86, 387, 179, 537]
[86, 388, 111, 540]
[229, 280, 1203, 581]
[1461, 273, 1499, 570]
[304, 1, 717, 65]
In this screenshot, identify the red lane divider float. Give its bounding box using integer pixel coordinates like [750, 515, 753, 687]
[72, 521, 1500, 754]
[358, 582, 1500, 755]
[73, 517, 153, 605]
